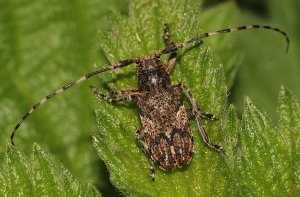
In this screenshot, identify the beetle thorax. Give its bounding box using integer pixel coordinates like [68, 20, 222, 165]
[137, 56, 170, 91]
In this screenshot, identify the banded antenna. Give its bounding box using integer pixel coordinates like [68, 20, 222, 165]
[10, 24, 289, 145]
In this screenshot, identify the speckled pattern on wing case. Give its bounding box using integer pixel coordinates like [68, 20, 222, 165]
[136, 83, 193, 171]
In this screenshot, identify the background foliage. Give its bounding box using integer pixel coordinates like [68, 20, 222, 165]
[0, 0, 299, 196]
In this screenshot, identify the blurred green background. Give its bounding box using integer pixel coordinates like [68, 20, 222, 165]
[0, 0, 299, 195]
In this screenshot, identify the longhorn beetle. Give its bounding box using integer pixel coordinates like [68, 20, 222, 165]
[10, 24, 289, 180]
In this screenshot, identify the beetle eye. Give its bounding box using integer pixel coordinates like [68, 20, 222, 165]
[155, 54, 161, 59]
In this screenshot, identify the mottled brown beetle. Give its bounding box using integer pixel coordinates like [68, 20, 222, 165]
[11, 24, 289, 180]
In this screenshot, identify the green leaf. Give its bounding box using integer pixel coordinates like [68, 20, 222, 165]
[93, 0, 234, 196]
[0, 144, 100, 196]
[233, 88, 300, 196]
[1, 0, 299, 196]
[92, 0, 300, 196]
[199, 2, 241, 87]
[278, 87, 300, 187]
[231, 0, 300, 119]
[0, 0, 125, 189]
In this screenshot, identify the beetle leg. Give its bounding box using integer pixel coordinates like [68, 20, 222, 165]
[135, 129, 156, 181]
[178, 84, 225, 154]
[90, 86, 139, 103]
[163, 23, 177, 74]
[186, 108, 218, 120]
